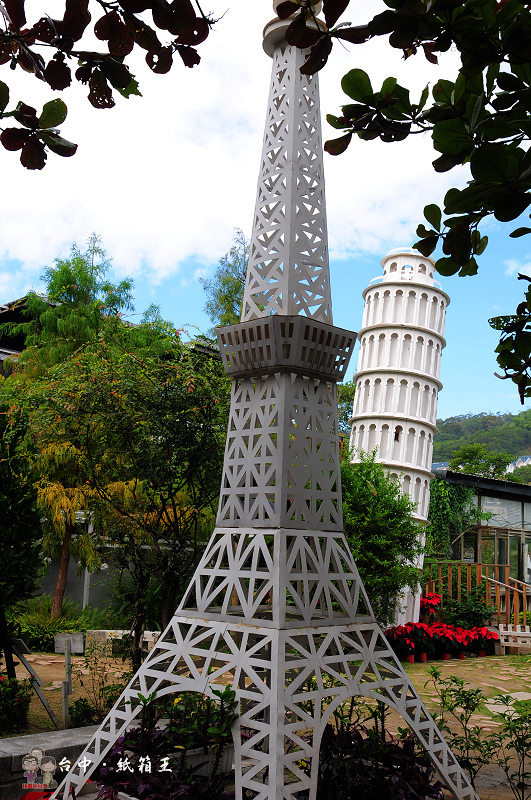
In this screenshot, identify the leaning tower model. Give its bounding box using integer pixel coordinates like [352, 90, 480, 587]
[350, 248, 449, 619]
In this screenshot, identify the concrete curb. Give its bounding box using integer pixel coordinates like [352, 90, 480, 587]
[0, 726, 98, 800]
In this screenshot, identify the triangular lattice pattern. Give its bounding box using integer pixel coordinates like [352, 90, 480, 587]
[178, 527, 373, 626]
[218, 372, 341, 530]
[242, 42, 332, 323]
[53, 617, 476, 800]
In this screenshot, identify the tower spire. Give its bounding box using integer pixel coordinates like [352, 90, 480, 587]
[52, 6, 478, 800]
[243, 16, 331, 323]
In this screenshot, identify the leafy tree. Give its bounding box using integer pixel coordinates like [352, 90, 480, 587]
[505, 464, 531, 484]
[448, 442, 514, 478]
[199, 228, 249, 332]
[24, 317, 231, 666]
[0, 0, 213, 169]
[433, 410, 531, 461]
[427, 477, 487, 558]
[1, 234, 134, 618]
[0, 404, 43, 678]
[341, 449, 423, 626]
[277, 0, 531, 400]
[337, 379, 355, 435]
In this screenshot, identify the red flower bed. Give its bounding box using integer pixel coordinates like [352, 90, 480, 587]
[385, 622, 499, 660]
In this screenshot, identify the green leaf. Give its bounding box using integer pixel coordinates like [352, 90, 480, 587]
[0, 81, 9, 113]
[39, 132, 78, 157]
[341, 69, 373, 102]
[433, 153, 465, 173]
[432, 118, 471, 155]
[432, 79, 455, 107]
[510, 227, 531, 238]
[435, 256, 461, 277]
[381, 76, 397, 95]
[477, 235, 488, 255]
[459, 256, 479, 277]
[469, 93, 485, 132]
[486, 62, 501, 95]
[324, 132, 352, 155]
[389, 19, 420, 50]
[417, 84, 429, 112]
[424, 204, 442, 232]
[445, 183, 501, 215]
[39, 99, 68, 129]
[414, 236, 438, 257]
[442, 219, 472, 265]
[327, 113, 348, 130]
[115, 76, 142, 100]
[470, 145, 515, 183]
[453, 72, 467, 105]
[493, 192, 531, 222]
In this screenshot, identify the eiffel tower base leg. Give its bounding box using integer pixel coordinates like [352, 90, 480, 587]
[51, 616, 478, 800]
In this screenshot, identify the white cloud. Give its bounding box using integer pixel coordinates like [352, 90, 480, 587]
[504, 259, 531, 277]
[0, 0, 465, 300]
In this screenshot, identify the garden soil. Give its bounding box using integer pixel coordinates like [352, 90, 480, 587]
[3, 651, 530, 799]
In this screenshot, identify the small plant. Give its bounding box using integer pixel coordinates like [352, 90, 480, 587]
[420, 592, 442, 621]
[166, 685, 238, 775]
[71, 635, 132, 723]
[307, 713, 445, 799]
[95, 723, 235, 800]
[69, 697, 96, 727]
[95, 687, 238, 800]
[473, 626, 499, 653]
[425, 667, 497, 789]
[0, 674, 33, 733]
[491, 696, 531, 800]
[7, 594, 84, 651]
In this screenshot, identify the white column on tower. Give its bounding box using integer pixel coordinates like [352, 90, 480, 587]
[350, 248, 450, 620]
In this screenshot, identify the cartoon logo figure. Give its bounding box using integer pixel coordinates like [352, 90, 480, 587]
[30, 747, 44, 766]
[40, 755, 57, 789]
[21, 754, 39, 783]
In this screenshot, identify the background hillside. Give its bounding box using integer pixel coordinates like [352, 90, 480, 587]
[433, 409, 531, 461]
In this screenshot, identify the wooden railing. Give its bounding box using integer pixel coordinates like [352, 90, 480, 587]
[424, 561, 530, 626]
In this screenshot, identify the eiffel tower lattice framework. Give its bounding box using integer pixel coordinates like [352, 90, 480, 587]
[52, 7, 479, 800]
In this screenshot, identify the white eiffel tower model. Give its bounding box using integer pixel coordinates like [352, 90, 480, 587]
[52, 5, 478, 800]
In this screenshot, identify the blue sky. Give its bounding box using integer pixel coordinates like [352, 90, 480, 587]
[95, 217, 531, 423]
[0, 0, 529, 422]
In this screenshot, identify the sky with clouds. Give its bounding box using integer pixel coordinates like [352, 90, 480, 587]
[1, 0, 531, 427]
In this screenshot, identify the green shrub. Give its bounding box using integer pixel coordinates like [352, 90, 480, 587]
[0, 675, 32, 733]
[7, 594, 84, 651]
[165, 685, 238, 754]
[511, 611, 531, 626]
[79, 605, 127, 633]
[69, 697, 96, 727]
[444, 595, 496, 629]
[7, 596, 127, 652]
